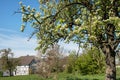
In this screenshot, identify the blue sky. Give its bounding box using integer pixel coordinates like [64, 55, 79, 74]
[0, 0, 79, 57]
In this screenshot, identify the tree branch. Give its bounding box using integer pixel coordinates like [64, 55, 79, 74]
[113, 0, 120, 18]
[50, 1, 92, 23]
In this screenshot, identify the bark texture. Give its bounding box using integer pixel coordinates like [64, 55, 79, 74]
[104, 47, 116, 80]
[101, 23, 116, 80]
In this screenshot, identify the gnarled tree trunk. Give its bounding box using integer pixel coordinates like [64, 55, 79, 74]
[104, 47, 116, 80]
[101, 23, 117, 80]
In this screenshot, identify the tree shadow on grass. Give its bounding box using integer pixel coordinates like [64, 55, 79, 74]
[66, 76, 100, 80]
[66, 76, 120, 80]
[116, 78, 120, 80]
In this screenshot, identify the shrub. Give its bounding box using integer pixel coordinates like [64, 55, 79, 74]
[75, 47, 105, 75]
[65, 51, 77, 73]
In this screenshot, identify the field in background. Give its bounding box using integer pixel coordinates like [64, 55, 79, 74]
[0, 68, 120, 80]
[0, 74, 105, 80]
[0, 75, 42, 80]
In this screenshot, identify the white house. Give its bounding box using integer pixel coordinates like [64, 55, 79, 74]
[13, 55, 37, 76]
[0, 55, 37, 76]
[3, 70, 10, 76]
[14, 66, 29, 75]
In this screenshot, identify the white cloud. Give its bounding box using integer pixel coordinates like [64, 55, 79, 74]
[0, 28, 80, 57]
[0, 28, 37, 57]
[58, 41, 78, 51]
[58, 41, 81, 55]
[0, 28, 19, 34]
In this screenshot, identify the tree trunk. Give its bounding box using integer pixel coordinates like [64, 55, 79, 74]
[101, 23, 116, 80]
[105, 50, 116, 80]
[9, 69, 13, 76]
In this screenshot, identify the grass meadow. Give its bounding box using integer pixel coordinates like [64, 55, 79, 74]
[0, 68, 120, 80]
[0, 74, 105, 80]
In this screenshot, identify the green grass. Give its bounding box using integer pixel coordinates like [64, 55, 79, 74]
[0, 68, 120, 80]
[0, 73, 119, 80]
[54, 73, 105, 80]
[0, 75, 43, 80]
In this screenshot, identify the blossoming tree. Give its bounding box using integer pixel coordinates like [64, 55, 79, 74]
[19, 0, 120, 80]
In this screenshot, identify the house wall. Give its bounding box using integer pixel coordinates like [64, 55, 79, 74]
[3, 70, 10, 76]
[14, 66, 29, 76]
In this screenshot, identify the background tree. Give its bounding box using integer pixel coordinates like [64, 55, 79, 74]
[66, 51, 77, 73]
[0, 48, 18, 76]
[19, 0, 120, 79]
[66, 46, 105, 75]
[46, 44, 64, 73]
[75, 46, 105, 75]
[36, 44, 64, 79]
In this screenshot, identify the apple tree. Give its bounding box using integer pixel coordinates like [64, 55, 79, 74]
[19, 0, 120, 80]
